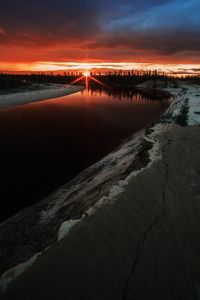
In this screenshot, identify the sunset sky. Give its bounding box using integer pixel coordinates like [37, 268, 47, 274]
[0, 0, 200, 73]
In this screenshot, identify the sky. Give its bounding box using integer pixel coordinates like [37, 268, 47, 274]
[0, 0, 200, 73]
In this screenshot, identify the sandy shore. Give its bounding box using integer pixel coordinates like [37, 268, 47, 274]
[0, 84, 84, 109]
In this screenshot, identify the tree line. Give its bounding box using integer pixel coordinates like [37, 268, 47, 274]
[0, 71, 200, 90]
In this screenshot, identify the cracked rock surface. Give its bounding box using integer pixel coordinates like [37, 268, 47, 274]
[2, 124, 200, 300]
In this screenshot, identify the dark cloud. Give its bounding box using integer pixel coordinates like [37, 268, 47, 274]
[0, 0, 200, 62]
[88, 28, 200, 55]
[190, 68, 200, 72]
[0, 0, 175, 45]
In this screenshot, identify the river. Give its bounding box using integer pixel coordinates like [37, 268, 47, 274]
[0, 87, 170, 222]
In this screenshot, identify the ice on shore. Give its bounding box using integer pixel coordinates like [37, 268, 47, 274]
[163, 84, 200, 126]
[58, 219, 81, 241]
[0, 84, 83, 109]
[0, 253, 41, 294]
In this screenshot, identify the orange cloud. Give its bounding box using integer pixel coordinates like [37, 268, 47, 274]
[1, 61, 200, 76]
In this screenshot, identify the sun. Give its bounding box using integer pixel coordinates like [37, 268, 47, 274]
[83, 70, 90, 77]
[70, 69, 107, 90]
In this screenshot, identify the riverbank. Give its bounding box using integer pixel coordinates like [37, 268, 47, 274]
[1, 82, 200, 299]
[137, 80, 200, 125]
[2, 124, 200, 300]
[0, 84, 84, 109]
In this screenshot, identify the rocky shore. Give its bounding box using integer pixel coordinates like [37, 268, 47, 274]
[1, 82, 200, 299]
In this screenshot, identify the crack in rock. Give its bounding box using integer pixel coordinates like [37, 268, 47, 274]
[122, 132, 171, 300]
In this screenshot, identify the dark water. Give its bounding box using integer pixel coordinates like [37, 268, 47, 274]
[0, 87, 169, 222]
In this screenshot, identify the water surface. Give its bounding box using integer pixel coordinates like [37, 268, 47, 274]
[0, 87, 169, 222]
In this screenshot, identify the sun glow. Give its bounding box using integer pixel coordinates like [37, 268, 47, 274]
[70, 68, 107, 93]
[83, 71, 90, 77]
[1, 61, 200, 76]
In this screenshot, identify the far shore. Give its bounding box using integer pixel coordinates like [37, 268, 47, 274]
[0, 84, 84, 109]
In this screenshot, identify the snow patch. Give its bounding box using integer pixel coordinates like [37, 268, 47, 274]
[163, 84, 200, 126]
[39, 132, 143, 225]
[0, 85, 83, 109]
[127, 123, 167, 181]
[172, 109, 180, 117]
[75, 123, 169, 221]
[58, 219, 81, 241]
[0, 252, 41, 295]
[40, 184, 82, 224]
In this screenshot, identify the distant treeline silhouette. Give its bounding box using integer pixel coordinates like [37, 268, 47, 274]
[0, 72, 200, 90]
